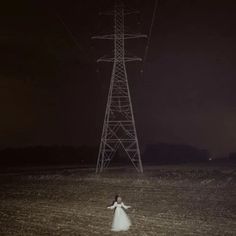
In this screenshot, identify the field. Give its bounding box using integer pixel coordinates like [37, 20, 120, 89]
[0, 163, 235, 235]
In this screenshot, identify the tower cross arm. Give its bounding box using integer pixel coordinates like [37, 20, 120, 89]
[92, 34, 115, 40]
[124, 34, 147, 39]
[99, 10, 140, 16]
[97, 56, 142, 63]
[92, 34, 147, 40]
[124, 56, 142, 62]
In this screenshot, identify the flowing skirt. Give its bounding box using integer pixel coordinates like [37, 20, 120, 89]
[111, 207, 131, 231]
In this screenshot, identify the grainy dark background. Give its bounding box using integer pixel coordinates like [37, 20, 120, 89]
[1, 0, 235, 159]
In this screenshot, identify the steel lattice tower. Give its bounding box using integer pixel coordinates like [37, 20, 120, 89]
[93, 1, 146, 173]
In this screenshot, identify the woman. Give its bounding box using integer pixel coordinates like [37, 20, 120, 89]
[107, 196, 131, 231]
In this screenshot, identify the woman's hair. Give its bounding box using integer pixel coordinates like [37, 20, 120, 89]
[117, 196, 122, 203]
[111, 195, 120, 205]
[115, 195, 119, 201]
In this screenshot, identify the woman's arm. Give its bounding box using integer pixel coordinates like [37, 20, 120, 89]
[121, 202, 131, 209]
[107, 202, 117, 209]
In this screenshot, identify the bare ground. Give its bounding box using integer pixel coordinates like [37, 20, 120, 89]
[0, 164, 235, 235]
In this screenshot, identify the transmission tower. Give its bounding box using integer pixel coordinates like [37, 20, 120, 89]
[93, 1, 146, 173]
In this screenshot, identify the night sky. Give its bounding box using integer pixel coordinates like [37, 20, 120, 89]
[1, 0, 236, 158]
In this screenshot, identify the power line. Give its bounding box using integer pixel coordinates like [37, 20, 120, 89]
[54, 12, 81, 50]
[141, 0, 160, 74]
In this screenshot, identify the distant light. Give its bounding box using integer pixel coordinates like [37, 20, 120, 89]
[209, 158, 212, 161]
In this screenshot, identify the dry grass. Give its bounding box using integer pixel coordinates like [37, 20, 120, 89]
[0, 164, 235, 235]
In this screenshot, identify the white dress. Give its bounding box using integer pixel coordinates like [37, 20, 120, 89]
[108, 201, 131, 231]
